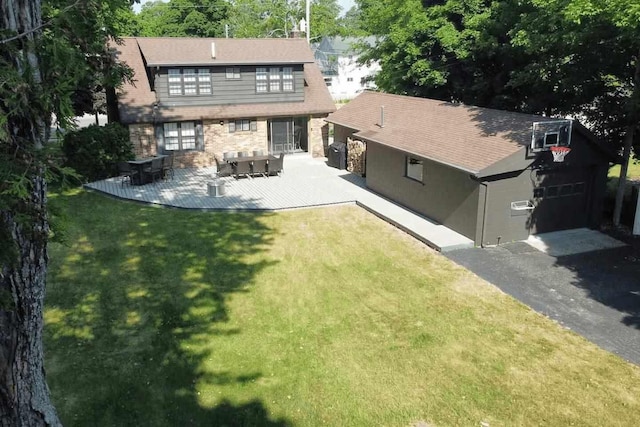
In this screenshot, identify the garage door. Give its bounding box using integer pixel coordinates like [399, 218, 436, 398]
[529, 169, 593, 234]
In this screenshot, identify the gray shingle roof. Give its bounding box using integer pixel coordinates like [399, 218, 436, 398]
[326, 91, 567, 174]
[136, 37, 316, 66]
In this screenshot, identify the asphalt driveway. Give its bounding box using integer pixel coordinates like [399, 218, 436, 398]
[446, 241, 640, 365]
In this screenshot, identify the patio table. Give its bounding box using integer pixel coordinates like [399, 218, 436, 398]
[128, 155, 167, 185]
[225, 155, 277, 178]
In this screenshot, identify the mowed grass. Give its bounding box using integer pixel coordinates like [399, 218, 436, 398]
[45, 190, 640, 426]
[609, 158, 640, 180]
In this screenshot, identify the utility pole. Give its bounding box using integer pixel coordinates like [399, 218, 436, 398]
[305, 0, 310, 43]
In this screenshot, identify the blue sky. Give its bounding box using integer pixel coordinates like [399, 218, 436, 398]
[133, 0, 356, 15]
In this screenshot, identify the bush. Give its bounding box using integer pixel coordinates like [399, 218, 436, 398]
[62, 123, 134, 182]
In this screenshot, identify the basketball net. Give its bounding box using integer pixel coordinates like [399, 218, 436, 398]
[550, 146, 571, 162]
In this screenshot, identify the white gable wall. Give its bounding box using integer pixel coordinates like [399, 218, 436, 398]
[325, 54, 379, 101]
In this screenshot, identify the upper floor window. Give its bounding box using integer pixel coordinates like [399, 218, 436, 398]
[226, 67, 241, 79]
[282, 67, 294, 91]
[256, 68, 268, 92]
[256, 67, 294, 93]
[168, 68, 211, 96]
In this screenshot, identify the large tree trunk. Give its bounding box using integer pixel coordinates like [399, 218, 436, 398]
[0, 180, 61, 427]
[0, 0, 62, 425]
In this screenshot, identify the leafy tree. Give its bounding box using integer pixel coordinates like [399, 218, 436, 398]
[338, 6, 369, 37]
[227, 0, 342, 40]
[357, 0, 639, 224]
[226, 0, 294, 38]
[560, 0, 640, 225]
[137, 0, 229, 37]
[310, 0, 342, 40]
[0, 0, 134, 423]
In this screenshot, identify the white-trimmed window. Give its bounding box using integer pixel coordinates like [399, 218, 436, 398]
[183, 68, 197, 95]
[406, 156, 424, 182]
[198, 69, 211, 94]
[282, 67, 294, 92]
[168, 68, 211, 96]
[163, 121, 199, 151]
[229, 119, 257, 133]
[168, 69, 182, 95]
[256, 67, 268, 92]
[256, 67, 295, 93]
[269, 67, 281, 92]
[226, 67, 241, 79]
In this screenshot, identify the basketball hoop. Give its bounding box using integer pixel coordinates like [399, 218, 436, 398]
[550, 146, 571, 162]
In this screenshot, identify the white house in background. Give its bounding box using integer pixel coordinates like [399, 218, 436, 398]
[313, 36, 380, 101]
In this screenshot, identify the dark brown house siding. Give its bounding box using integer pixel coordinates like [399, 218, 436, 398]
[477, 130, 609, 246]
[365, 142, 480, 240]
[345, 127, 609, 247]
[154, 65, 305, 106]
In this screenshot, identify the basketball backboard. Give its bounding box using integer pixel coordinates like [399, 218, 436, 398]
[530, 120, 572, 152]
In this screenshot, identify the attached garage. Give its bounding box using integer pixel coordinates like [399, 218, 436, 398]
[326, 91, 616, 247]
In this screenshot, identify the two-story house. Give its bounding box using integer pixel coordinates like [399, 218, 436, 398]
[313, 36, 380, 101]
[113, 37, 336, 167]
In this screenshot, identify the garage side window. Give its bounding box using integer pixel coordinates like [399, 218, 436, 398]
[406, 156, 424, 182]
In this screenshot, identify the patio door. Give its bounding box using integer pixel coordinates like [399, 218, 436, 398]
[269, 118, 308, 155]
[269, 119, 293, 155]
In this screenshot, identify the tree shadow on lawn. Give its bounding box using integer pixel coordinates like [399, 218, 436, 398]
[45, 191, 291, 426]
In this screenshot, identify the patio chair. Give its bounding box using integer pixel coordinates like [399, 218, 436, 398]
[144, 157, 164, 183]
[215, 156, 234, 178]
[235, 160, 252, 179]
[117, 161, 138, 186]
[268, 153, 284, 176]
[237, 151, 249, 158]
[253, 149, 264, 157]
[162, 154, 174, 180]
[223, 152, 236, 160]
[251, 159, 268, 177]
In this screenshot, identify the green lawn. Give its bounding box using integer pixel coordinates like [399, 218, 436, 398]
[45, 190, 640, 426]
[609, 157, 640, 180]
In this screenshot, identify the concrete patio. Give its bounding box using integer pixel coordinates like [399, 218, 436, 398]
[86, 154, 474, 251]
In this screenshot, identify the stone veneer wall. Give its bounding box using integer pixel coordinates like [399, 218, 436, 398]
[128, 124, 156, 158]
[309, 116, 329, 158]
[129, 115, 329, 168]
[206, 119, 269, 160]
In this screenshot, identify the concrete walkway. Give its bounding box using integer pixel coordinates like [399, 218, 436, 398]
[526, 228, 627, 256]
[86, 155, 473, 251]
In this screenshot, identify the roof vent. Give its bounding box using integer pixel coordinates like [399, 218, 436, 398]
[211, 42, 216, 59]
[380, 106, 385, 128]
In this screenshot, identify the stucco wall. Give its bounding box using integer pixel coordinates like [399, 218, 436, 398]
[366, 141, 480, 240]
